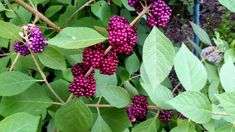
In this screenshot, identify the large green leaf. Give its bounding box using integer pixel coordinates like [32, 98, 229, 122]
[0, 112, 40, 132]
[0, 71, 36, 96]
[101, 108, 131, 132]
[91, 116, 112, 132]
[219, 59, 235, 92]
[49, 79, 70, 101]
[132, 118, 159, 132]
[168, 91, 212, 124]
[0, 20, 21, 40]
[91, 1, 111, 23]
[174, 44, 207, 91]
[171, 120, 196, 132]
[101, 86, 131, 108]
[218, 0, 235, 12]
[38, 46, 66, 70]
[142, 26, 175, 89]
[0, 84, 52, 117]
[55, 99, 93, 132]
[190, 22, 211, 45]
[45, 5, 63, 18]
[48, 27, 106, 49]
[95, 71, 117, 97]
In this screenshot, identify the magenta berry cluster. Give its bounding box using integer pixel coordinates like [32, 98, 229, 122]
[158, 110, 173, 122]
[126, 95, 148, 123]
[127, 0, 172, 28]
[14, 24, 47, 56]
[69, 63, 96, 98]
[83, 43, 119, 75]
[178, 112, 187, 120]
[107, 16, 137, 55]
[147, 0, 172, 28]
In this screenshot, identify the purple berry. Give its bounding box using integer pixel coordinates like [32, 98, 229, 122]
[158, 110, 173, 122]
[107, 16, 137, 55]
[147, 0, 172, 28]
[14, 24, 47, 56]
[83, 44, 105, 68]
[126, 95, 148, 123]
[100, 51, 118, 75]
[71, 63, 94, 77]
[178, 112, 187, 120]
[68, 75, 96, 98]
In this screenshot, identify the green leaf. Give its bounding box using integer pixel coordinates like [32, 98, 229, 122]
[0, 71, 36, 96]
[125, 53, 140, 74]
[141, 83, 173, 109]
[91, 116, 112, 132]
[168, 91, 212, 124]
[123, 81, 139, 96]
[49, 79, 70, 101]
[219, 59, 235, 92]
[95, 71, 117, 97]
[55, 99, 93, 132]
[218, 0, 235, 12]
[48, 27, 106, 49]
[112, 0, 122, 6]
[45, 5, 63, 18]
[0, 112, 40, 132]
[224, 49, 235, 63]
[216, 123, 235, 132]
[10, 6, 32, 25]
[142, 26, 175, 88]
[171, 120, 196, 132]
[190, 22, 211, 45]
[174, 44, 207, 91]
[132, 118, 159, 132]
[216, 92, 235, 122]
[38, 46, 66, 70]
[0, 20, 21, 40]
[0, 56, 10, 72]
[101, 86, 131, 108]
[0, 84, 52, 117]
[91, 1, 112, 23]
[101, 108, 131, 132]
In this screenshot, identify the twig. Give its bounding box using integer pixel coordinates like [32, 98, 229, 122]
[9, 53, 20, 71]
[86, 104, 159, 110]
[0, 53, 9, 57]
[96, 97, 102, 116]
[13, 0, 61, 32]
[130, 5, 151, 26]
[172, 82, 181, 93]
[61, 0, 95, 28]
[66, 94, 74, 103]
[212, 112, 229, 116]
[30, 50, 65, 104]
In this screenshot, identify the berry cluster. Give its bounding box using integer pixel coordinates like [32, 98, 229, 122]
[158, 110, 173, 122]
[128, 0, 172, 28]
[126, 95, 148, 123]
[146, 0, 172, 28]
[107, 16, 137, 55]
[69, 63, 96, 98]
[83, 43, 119, 75]
[178, 112, 187, 120]
[14, 24, 47, 56]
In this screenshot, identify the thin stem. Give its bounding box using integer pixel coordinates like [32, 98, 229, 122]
[66, 94, 74, 103]
[9, 53, 20, 71]
[104, 46, 112, 55]
[36, 79, 45, 82]
[128, 74, 141, 80]
[13, 0, 61, 32]
[86, 104, 159, 110]
[212, 112, 229, 116]
[96, 97, 102, 116]
[30, 51, 65, 104]
[172, 82, 181, 93]
[61, 0, 95, 28]
[0, 53, 9, 57]
[85, 67, 95, 77]
[130, 5, 151, 26]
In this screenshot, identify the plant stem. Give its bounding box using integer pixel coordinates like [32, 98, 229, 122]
[212, 112, 229, 116]
[0, 53, 9, 57]
[9, 53, 20, 71]
[66, 94, 74, 103]
[96, 97, 102, 116]
[86, 104, 159, 110]
[61, 0, 95, 28]
[30, 51, 65, 104]
[13, 0, 61, 32]
[130, 5, 151, 26]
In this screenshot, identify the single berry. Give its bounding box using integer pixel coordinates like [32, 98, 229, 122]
[100, 51, 118, 75]
[126, 95, 148, 123]
[71, 63, 94, 77]
[158, 110, 173, 122]
[14, 24, 47, 56]
[83, 44, 105, 68]
[108, 16, 137, 55]
[68, 75, 96, 98]
[146, 0, 172, 28]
